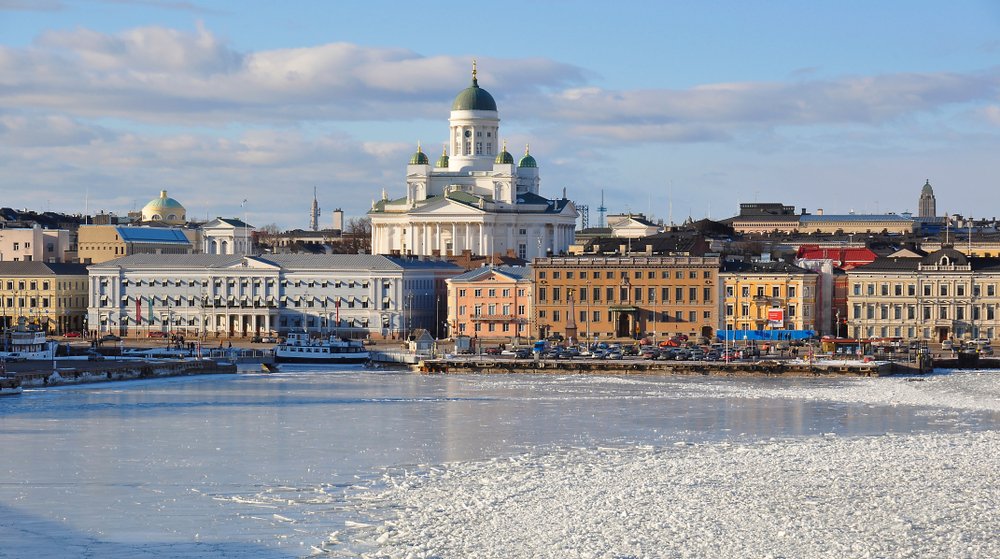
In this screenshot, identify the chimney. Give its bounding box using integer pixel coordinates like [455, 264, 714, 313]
[332, 208, 344, 231]
[817, 208, 824, 216]
[645, 244, 653, 255]
[619, 244, 627, 254]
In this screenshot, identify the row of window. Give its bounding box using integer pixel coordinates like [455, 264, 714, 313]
[3, 280, 51, 291]
[536, 309, 712, 323]
[852, 303, 998, 321]
[725, 285, 803, 298]
[538, 286, 714, 304]
[725, 304, 807, 318]
[853, 326, 995, 340]
[457, 288, 526, 298]
[459, 304, 525, 316]
[852, 282, 998, 297]
[538, 270, 714, 280]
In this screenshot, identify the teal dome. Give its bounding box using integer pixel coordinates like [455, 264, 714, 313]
[495, 146, 514, 165]
[518, 145, 537, 168]
[409, 144, 429, 165]
[452, 64, 497, 111]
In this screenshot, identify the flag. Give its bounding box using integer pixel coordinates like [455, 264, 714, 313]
[335, 299, 340, 325]
[148, 298, 154, 326]
[136, 297, 142, 324]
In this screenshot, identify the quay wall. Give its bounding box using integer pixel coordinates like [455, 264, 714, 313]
[416, 359, 925, 377]
[15, 359, 236, 388]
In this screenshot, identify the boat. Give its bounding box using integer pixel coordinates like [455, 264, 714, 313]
[0, 375, 22, 396]
[273, 332, 370, 364]
[1, 320, 57, 361]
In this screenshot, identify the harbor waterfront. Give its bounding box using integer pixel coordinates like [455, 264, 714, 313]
[0, 368, 997, 558]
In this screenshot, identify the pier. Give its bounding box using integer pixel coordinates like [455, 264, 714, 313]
[3, 358, 236, 388]
[416, 357, 930, 377]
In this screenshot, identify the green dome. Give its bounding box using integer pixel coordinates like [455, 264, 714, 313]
[409, 144, 429, 165]
[495, 147, 514, 165]
[435, 149, 449, 168]
[141, 190, 186, 224]
[452, 65, 498, 111]
[518, 145, 537, 168]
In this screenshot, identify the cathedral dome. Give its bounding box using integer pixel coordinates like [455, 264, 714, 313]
[409, 143, 429, 165]
[435, 147, 449, 168]
[451, 62, 497, 112]
[518, 145, 537, 168]
[495, 142, 514, 164]
[141, 190, 186, 225]
[921, 179, 934, 196]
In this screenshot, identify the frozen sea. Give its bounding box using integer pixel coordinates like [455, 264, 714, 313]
[1, 368, 998, 558]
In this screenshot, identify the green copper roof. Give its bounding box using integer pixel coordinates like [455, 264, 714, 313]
[495, 148, 514, 165]
[409, 147, 429, 165]
[518, 146, 537, 168]
[435, 151, 449, 168]
[451, 76, 498, 111]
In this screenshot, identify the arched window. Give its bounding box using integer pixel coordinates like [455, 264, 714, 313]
[221, 240, 229, 254]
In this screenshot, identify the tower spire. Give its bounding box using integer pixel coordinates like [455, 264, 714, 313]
[472, 59, 478, 85]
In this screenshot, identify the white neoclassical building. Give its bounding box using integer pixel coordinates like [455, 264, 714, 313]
[201, 217, 255, 255]
[87, 254, 462, 339]
[369, 64, 578, 260]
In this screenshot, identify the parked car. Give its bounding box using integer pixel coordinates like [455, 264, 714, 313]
[485, 347, 502, 356]
[941, 340, 954, 350]
[3, 353, 27, 362]
[100, 334, 122, 342]
[606, 350, 623, 360]
[514, 348, 531, 359]
[63, 331, 81, 338]
[980, 345, 994, 356]
[147, 331, 168, 338]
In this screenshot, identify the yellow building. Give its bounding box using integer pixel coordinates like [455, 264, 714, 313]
[720, 261, 819, 333]
[0, 262, 89, 334]
[78, 225, 193, 264]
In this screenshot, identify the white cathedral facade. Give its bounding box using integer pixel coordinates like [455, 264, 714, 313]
[369, 65, 578, 260]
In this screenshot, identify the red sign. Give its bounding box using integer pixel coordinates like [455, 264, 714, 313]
[767, 308, 784, 326]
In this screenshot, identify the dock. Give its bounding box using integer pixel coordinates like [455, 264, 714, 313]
[5, 358, 237, 388]
[415, 357, 930, 377]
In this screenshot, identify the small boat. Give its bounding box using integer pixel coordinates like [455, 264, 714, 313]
[0, 375, 22, 396]
[261, 363, 280, 373]
[273, 332, 370, 364]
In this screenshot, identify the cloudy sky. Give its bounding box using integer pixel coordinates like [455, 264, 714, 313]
[2, 0, 999, 229]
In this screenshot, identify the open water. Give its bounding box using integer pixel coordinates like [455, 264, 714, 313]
[1, 367, 997, 558]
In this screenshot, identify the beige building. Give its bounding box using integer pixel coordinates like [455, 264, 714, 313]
[847, 248, 1000, 342]
[0, 262, 89, 334]
[533, 255, 720, 342]
[720, 261, 819, 334]
[78, 225, 193, 264]
[0, 227, 71, 263]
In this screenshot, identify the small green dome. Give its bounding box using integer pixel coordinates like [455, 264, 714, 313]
[435, 148, 449, 168]
[409, 143, 429, 165]
[495, 146, 514, 165]
[451, 63, 497, 111]
[518, 145, 537, 168]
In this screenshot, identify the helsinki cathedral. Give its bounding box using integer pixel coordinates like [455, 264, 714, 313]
[369, 63, 578, 259]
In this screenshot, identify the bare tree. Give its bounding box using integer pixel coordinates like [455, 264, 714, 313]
[333, 216, 372, 254]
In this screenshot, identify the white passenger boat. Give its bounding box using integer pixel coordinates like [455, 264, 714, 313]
[273, 332, 370, 364]
[1, 323, 57, 361]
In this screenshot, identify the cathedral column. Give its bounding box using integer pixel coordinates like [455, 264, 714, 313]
[465, 223, 471, 253]
[423, 223, 429, 255]
[507, 223, 513, 256]
[452, 223, 457, 255]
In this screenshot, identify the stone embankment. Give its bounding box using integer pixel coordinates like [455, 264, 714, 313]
[11, 359, 236, 388]
[417, 358, 930, 377]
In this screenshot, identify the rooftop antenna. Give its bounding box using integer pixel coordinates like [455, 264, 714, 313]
[597, 190, 607, 228]
[309, 186, 320, 231]
[668, 181, 674, 226]
[84, 189, 89, 224]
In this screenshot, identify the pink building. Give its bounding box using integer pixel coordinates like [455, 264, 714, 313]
[446, 266, 533, 342]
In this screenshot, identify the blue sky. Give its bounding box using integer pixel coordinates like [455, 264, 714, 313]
[2, 0, 999, 229]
